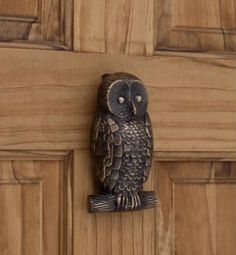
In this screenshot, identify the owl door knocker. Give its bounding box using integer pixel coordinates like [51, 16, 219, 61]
[89, 72, 157, 213]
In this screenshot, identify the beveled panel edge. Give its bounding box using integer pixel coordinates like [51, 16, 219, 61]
[0, 15, 39, 22]
[154, 151, 236, 161]
[0, 41, 70, 50]
[61, 151, 73, 255]
[154, 49, 236, 58]
[0, 150, 72, 160]
[173, 26, 236, 35]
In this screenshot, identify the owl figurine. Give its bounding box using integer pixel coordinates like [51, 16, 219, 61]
[90, 72, 154, 211]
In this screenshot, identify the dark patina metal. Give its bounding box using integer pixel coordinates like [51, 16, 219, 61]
[89, 72, 156, 213]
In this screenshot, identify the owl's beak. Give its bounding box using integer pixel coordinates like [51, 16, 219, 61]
[131, 101, 137, 116]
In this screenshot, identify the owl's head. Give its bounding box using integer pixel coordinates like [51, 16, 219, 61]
[97, 72, 148, 120]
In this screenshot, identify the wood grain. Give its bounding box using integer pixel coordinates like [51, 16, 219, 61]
[0, 48, 235, 152]
[0, 152, 234, 255]
[154, 151, 236, 161]
[111, 212, 122, 255]
[0, 150, 69, 160]
[73, 150, 97, 255]
[156, 161, 236, 255]
[74, 149, 156, 255]
[74, 0, 154, 55]
[73, 151, 236, 254]
[0, 154, 72, 255]
[143, 162, 155, 255]
[155, 0, 236, 51]
[0, 0, 38, 17]
[0, 0, 72, 49]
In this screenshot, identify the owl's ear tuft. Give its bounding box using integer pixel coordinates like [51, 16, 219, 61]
[102, 73, 110, 80]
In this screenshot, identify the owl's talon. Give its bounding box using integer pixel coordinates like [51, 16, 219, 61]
[132, 194, 136, 209]
[121, 195, 126, 210]
[133, 194, 141, 209]
[116, 194, 122, 210]
[116, 195, 130, 210]
[122, 197, 125, 209]
[125, 195, 130, 210]
[116, 194, 141, 210]
[130, 195, 135, 210]
[126, 195, 130, 210]
[136, 194, 141, 208]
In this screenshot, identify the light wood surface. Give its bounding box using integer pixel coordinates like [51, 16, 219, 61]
[0, 2, 235, 254]
[1, 0, 236, 54]
[0, 48, 235, 152]
[155, 0, 236, 51]
[0, 152, 72, 255]
[156, 161, 236, 254]
[74, 0, 154, 55]
[0, 150, 70, 160]
[0, 0, 38, 16]
[0, 0, 72, 49]
[73, 150, 236, 254]
[154, 151, 236, 161]
[74, 150, 156, 255]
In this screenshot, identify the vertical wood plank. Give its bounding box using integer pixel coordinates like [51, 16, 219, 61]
[156, 162, 180, 255]
[216, 184, 236, 254]
[143, 165, 155, 255]
[220, 0, 236, 29]
[36, 161, 61, 255]
[62, 154, 73, 255]
[0, 183, 22, 255]
[96, 213, 111, 255]
[22, 184, 40, 255]
[121, 212, 134, 255]
[73, 150, 97, 255]
[74, 0, 154, 56]
[74, 0, 106, 53]
[111, 213, 122, 255]
[133, 211, 143, 255]
[175, 184, 213, 255]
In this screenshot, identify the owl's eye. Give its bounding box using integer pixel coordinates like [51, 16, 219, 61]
[118, 96, 125, 104]
[135, 95, 142, 103]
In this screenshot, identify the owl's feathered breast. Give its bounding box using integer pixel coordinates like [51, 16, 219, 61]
[91, 113, 153, 194]
[116, 119, 153, 194]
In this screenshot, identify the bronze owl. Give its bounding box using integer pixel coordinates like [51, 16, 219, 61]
[90, 72, 153, 211]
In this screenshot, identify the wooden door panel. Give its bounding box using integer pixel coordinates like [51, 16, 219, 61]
[74, 150, 236, 255]
[0, 29, 235, 255]
[0, 172, 41, 255]
[175, 184, 236, 254]
[0, 0, 234, 254]
[0, 152, 72, 255]
[156, 0, 236, 51]
[0, 0, 72, 49]
[157, 161, 236, 255]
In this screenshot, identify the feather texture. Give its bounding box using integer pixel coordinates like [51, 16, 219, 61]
[91, 112, 153, 195]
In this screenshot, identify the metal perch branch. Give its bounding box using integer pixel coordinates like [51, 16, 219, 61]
[88, 191, 157, 213]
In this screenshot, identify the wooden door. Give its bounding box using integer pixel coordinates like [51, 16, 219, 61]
[0, 1, 235, 255]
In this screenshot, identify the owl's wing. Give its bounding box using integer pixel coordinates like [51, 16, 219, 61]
[91, 114, 123, 190]
[143, 113, 153, 181]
